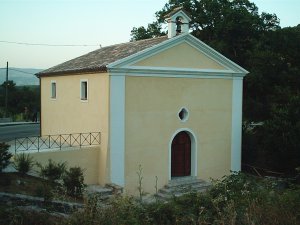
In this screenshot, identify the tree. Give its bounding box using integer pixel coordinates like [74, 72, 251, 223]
[0, 81, 40, 119]
[243, 95, 300, 174]
[0, 143, 12, 173]
[131, 0, 279, 66]
[243, 25, 300, 121]
[130, 22, 165, 41]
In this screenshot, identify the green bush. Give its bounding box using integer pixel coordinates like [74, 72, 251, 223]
[63, 166, 85, 197]
[13, 153, 34, 176]
[0, 142, 12, 172]
[35, 182, 54, 202]
[37, 159, 67, 182]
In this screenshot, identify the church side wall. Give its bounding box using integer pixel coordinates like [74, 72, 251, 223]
[40, 73, 109, 185]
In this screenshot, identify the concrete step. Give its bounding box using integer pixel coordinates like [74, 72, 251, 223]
[84, 183, 123, 203]
[85, 185, 113, 200]
[165, 177, 210, 189]
[155, 177, 211, 201]
[160, 182, 210, 194]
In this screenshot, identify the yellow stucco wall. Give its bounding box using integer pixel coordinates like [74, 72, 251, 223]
[27, 146, 100, 184]
[124, 76, 232, 195]
[133, 42, 226, 70]
[40, 73, 109, 135]
[40, 73, 110, 185]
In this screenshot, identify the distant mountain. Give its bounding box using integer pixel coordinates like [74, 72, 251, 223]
[0, 68, 43, 86]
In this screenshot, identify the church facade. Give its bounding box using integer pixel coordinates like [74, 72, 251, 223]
[37, 9, 248, 194]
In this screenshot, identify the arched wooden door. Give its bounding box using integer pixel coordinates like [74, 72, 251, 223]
[171, 131, 191, 177]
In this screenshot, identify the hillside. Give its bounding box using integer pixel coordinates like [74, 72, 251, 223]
[0, 68, 43, 86]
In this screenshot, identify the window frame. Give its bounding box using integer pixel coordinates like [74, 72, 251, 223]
[51, 80, 56, 99]
[80, 79, 88, 102]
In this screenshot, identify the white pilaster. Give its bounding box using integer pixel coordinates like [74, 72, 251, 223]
[231, 77, 243, 171]
[109, 74, 125, 186]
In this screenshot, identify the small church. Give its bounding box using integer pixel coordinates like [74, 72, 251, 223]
[37, 8, 248, 195]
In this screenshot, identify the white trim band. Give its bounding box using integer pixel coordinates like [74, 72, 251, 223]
[108, 66, 245, 79]
[109, 74, 125, 186]
[231, 77, 243, 171]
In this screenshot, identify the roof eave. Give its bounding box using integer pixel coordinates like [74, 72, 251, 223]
[36, 66, 108, 77]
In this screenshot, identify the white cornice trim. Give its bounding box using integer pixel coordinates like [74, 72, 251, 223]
[107, 33, 249, 76]
[108, 66, 245, 79]
[184, 34, 249, 74]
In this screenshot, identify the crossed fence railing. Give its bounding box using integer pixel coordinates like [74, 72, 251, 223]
[14, 132, 101, 153]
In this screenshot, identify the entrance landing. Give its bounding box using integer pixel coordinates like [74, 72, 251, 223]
[156, 176, 211, 201]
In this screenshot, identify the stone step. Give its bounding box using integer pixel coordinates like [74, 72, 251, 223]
[84, 183, 123, 203]
[86, 185, 113, 195]
[166, 176, 205, 188]
[160, 182, 210, 194]
[84, 185, 114, 201]
[155, 177, 211, 201]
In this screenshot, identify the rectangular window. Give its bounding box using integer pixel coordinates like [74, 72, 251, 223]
[80, 80, 88, 101]
[51, 81, 56, 99]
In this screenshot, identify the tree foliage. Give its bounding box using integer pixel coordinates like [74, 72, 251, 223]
[0, 81, 40, 119]
[0, 143, 12, 173]
[130, 22, 165, 41]
[130, 0, 300, 175]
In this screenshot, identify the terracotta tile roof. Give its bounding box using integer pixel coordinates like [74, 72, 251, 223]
[37, 36, 168, 76]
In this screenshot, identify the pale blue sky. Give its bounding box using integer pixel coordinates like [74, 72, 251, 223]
[0, 0, 299, 69]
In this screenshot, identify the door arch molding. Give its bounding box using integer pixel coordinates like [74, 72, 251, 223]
[168, 128, 197, 180]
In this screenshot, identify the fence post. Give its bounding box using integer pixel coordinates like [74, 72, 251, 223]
[15, 138, 16, 154]
[69, 134, 72, 147]
[60, 135, 61, 150]
[38, 137, 40, 152]
[80, 133, 82, 148]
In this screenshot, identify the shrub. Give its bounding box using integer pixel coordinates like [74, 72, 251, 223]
[0, 142, 12, 172]
[13, 153, 34, 176]
[63, 166, 85, 197]
[35, 182, 54, 202]
[37, 159, 67, 182]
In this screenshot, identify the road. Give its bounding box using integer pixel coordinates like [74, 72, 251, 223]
[0, 124, 40, 142]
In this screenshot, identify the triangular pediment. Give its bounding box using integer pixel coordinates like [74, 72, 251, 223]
[108, 34, 248, 77]
[132, 42, 226, 70]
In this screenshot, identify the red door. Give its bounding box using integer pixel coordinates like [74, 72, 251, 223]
[171, 131, 191, 177]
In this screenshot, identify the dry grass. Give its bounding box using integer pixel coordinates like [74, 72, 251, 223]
[0, 172, 46, 196]
[0, 172, 83, 203]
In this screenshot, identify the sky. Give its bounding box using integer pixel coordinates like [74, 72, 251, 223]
[0, 0, 299, 69]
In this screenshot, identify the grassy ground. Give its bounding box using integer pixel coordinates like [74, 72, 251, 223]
[66, 173, 300, 225]
[0, 172, 46, 196]
[1, 172, 299, 225]
[0, 172, 83, 203]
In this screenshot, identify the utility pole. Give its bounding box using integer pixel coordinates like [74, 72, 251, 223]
[4, 61, 8, 117]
